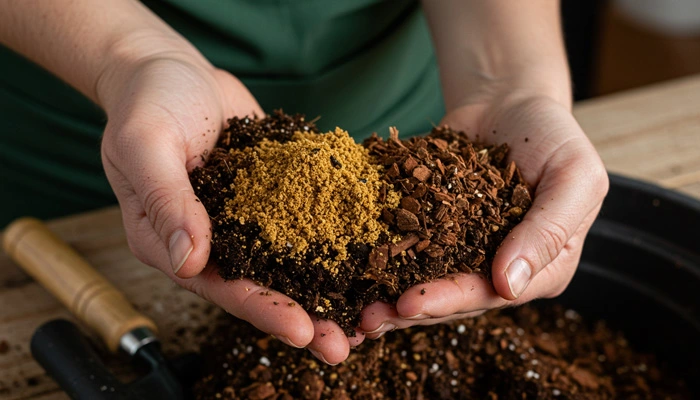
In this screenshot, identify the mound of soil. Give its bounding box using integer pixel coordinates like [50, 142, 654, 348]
[189, 112, 530, 334]
[193, 305, 690, 399]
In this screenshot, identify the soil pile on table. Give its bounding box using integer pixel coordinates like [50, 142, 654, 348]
[189, 112, 531, 334]
[193, 305, 691, 399]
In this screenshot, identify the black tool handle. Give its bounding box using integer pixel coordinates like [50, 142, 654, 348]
[31, 319, 138, 400]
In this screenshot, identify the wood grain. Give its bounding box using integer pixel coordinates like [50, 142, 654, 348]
[3, 218, 159, 353]
[576, 74, 700, 199]
[0, 209, 218, 400]
[1, 75, 699, 399]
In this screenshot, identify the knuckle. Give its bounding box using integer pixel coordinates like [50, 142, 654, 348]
[535, 219, 569, 265]
[581, 157, 609, 201]
[229, 289, 263, 322]
[181, 271, 214, 304]
[143, 186, 178, 236]
[185, 279, 209, 302]
[596, 167, 610, 199]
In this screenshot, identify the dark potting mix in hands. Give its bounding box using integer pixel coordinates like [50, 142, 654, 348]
[189, 112, 690, 399]
[189, 111, 531, 335]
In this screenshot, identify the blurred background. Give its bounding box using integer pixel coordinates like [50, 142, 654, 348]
[563, 0, 700, 100]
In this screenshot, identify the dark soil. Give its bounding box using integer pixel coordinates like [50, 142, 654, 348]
[362, 126, 531, 287]
[193, 304, 691, 399]
[189, 112, 531, 335]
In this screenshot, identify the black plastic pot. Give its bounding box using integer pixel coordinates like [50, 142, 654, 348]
[542, 174, 700, 391]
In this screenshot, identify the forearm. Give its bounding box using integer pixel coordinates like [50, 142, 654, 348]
[422, 0, 571, 111]
[0, 0, 207, 108]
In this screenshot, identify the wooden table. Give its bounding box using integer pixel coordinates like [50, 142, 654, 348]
[1, 75, 699, 400]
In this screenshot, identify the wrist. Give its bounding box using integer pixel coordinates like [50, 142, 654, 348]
[509, 66, 572, 110]
[448, 64, 572, 114]
[95, 28, 212, 113]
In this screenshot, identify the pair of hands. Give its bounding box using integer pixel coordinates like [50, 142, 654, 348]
[99, 55, 608, 365]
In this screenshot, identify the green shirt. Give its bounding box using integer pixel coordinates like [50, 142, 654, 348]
[0, 0, 444, 227]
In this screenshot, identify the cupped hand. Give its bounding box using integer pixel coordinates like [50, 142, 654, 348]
[98, 54, 361, 364]
[360, 94, 609, 337]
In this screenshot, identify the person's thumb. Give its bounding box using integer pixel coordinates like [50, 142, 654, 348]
[104, 130, 212, 279]
[491, 151, 608, 300]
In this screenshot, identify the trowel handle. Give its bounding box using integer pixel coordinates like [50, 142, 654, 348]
[3, 217, 157, 353]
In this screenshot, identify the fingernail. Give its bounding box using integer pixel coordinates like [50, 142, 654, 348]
[169, 230, 194, 274]
[308, 349, 338, 366]
[371, 331, 386, 339]
[366, 322, 396, 334]
[506, 258, 532, 298]
[403, 313, 429, 321]
[365, 322, 385, 334]
[273, 335, 304, 349]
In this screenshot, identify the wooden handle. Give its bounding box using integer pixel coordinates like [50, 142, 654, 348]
[3, 217, 157, 353]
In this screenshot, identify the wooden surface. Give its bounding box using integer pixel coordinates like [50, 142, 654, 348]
[575, 74, 700, 199]
[0, 211, 218, 400]
[1, 75, 700, 399]
[2, 218, 158, 354]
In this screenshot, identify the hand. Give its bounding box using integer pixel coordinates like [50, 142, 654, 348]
[359, 94, 609, 337]
[99, 54, 362, 364]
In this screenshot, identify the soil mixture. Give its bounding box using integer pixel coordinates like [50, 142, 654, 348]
[193, 304, 691, 399]
[190, 112, 531, 334]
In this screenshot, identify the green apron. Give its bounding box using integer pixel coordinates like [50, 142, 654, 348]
[0, 0, 444, 227]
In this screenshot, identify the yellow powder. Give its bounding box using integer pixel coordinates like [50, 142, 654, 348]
[224, 128, 398, 271]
